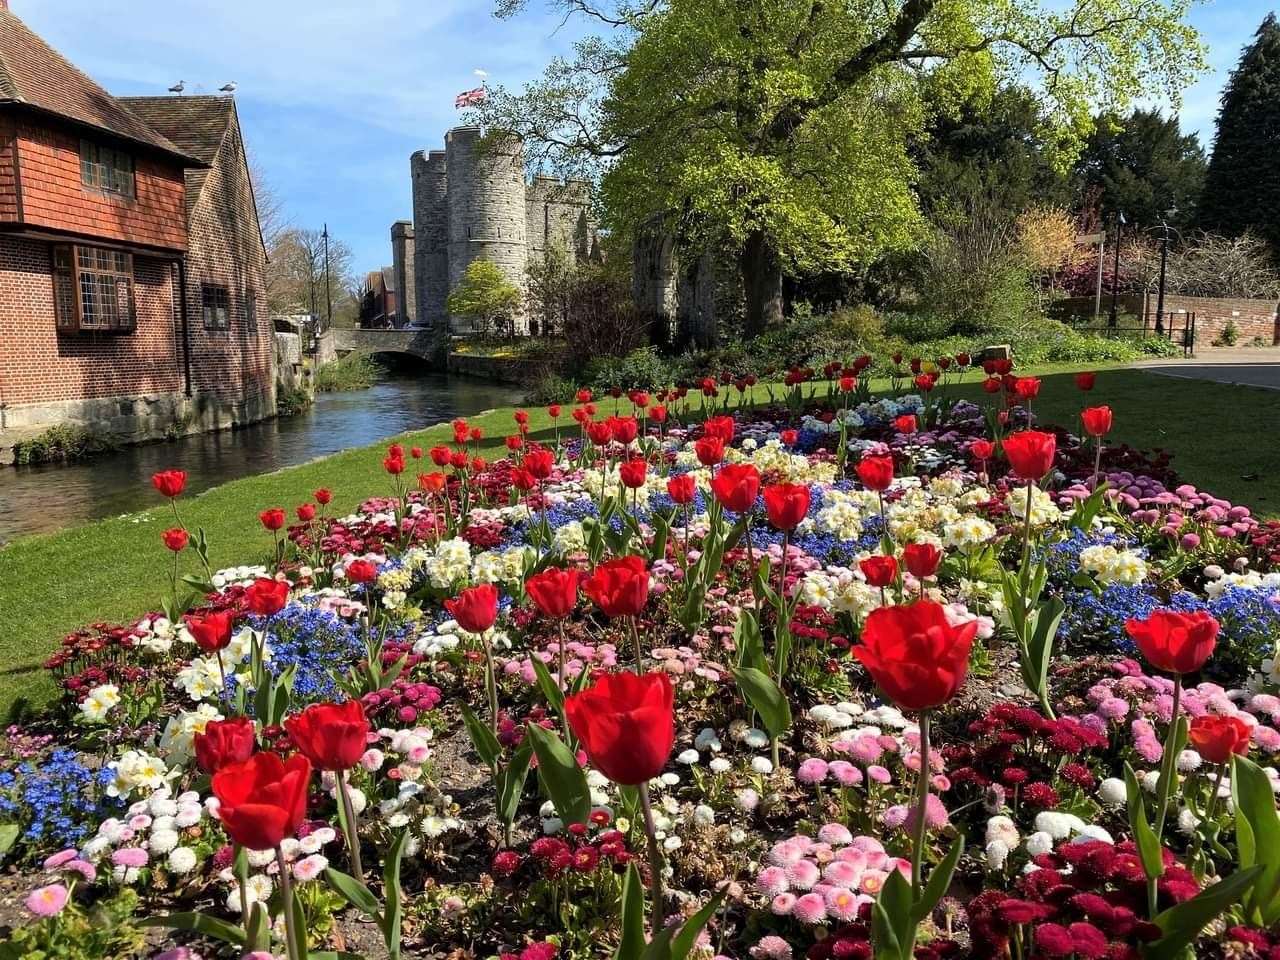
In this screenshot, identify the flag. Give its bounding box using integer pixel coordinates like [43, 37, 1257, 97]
[455, 86, 487, 109]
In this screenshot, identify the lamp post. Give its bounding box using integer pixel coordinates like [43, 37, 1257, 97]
[1108, 211, 1125, 328]
[1154, 208, 1177, 336]
[322, 223, 334, 331]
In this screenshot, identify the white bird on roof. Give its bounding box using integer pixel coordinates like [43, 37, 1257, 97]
[219, 82, 237, 94]
[168, 80, 185, 94]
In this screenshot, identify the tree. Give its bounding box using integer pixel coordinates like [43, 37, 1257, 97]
[1017, 205, 1084, 301]
[1199, 14, 1280, 255]
[480, 0, 1206, 335]
[915, 86, 1072, 219]
[1073, 108, 1205, 229]
[266, 227, 357, 326]
[446, 260, 523, 337]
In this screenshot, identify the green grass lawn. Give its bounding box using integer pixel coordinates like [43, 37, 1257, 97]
[2, 362, 1277, 718]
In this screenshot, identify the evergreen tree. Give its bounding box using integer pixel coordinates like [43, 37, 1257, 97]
[1198, 13, 1280, 251]
[1073, 108, 1205, 230]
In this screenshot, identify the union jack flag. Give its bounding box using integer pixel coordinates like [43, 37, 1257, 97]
[455, 86, 487, 109]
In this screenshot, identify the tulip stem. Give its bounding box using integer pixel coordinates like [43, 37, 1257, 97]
[1092, 439, 1103, 492]
[630, 617, 644, 675]
[482, 631, 499, 735]
[276, 846, 304, 960]
[1148, 674, 1183, 916]
[337, 770, 364, 879]
[638, 780, 665, 936]
[557, 621, 571, 745]
[233, 844, 250, 931]
[1020, 480, 1033, 569]
[911, 710, 931, 902]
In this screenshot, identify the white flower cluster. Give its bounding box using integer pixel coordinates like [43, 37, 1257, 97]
[175, 627, 265, 703]
[210, 564, 270, 590]
[1005, 485, 1063, 527]
[157, 703, 225, 761]
[797, 568, 880, 620]
[132, 616, 179, 656]
[84, 787, 205, 880]
[78, 683, 120, 723]
[107, 750, 175, 799]
[1079, 544, 1148, 585]
[471, 545, 535, 586]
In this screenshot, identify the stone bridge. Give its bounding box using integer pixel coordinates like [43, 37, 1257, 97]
[331, 327, 438, 360]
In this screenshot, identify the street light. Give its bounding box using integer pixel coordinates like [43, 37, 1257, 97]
[1154, 207, 1178, 336]
[322, 223, 334, 330]
[1108, 211, 1126, 328]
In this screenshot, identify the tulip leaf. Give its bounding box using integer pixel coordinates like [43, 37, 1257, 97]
[1069, 482, 1110, 531]
[496, 742, 534, 833]
[614, 862, 646, 960]
[0, 822, 21, 857]
[1232, 754, 1280, 925]
[731, 666, 791, 740]
[638, 886, 727, 960]
[141, 912, 247, 947]
[733, 610, 767, 673]
[1142, 864, 1262, 960]
[526, 723, 592, 827]
[530, 657, 566, 714]
[246, 901, 271, 951]
[649, 513, 670, 563]
[870, 867, 914, 960]
[1124, 763, 1165, 881]
[459, 703, 502, 771]
[679, 581, 708, 633]
[912, 834, 964, 925]
[382, 827, 409, 960]
[324, 867, 382, 919]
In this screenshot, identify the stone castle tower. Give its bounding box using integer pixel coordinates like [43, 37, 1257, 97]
[409, 125, 596, 343]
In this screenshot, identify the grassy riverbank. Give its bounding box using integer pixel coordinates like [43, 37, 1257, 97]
[2, 363, 1278, 717]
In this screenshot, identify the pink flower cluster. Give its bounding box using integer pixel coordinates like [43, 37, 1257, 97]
[753, 829, 910, 924]
[503, 640, 618, 684]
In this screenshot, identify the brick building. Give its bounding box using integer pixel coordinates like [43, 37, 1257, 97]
[0, 2, 274, 460]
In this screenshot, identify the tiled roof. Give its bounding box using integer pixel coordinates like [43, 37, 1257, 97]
[116, 96, 233, 165]
[0, 6, 199, 163]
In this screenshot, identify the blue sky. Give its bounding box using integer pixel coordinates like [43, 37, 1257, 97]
[11, 0, 1274, 280]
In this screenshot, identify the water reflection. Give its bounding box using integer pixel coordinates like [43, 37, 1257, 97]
[0, 374, 524, 544]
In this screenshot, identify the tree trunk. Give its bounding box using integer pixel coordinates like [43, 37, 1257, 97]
[741, 230, 784, 337]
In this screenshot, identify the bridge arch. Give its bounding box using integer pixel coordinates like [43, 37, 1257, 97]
[331, 328, 439, 362]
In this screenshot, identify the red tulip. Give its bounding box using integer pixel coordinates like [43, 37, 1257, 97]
[894, 414, 917, 434]
[667, 474, 697, 505]
[194, 716, 256, 774]
[1081, 405, 1113, 438]
[259, 508, 286, 531]
[212, 752, 312, 851]
[345, 559, 379, 584]
[1125, 610, 1219, 675]
[383, 455, 406, 475]
[860, 555, 898, 588]
[449, 451, 468, 470]
[587, 421, 614, 447]
[162, 527, 189, 552]
[430, 446, 451, 467]
[839, 376, 856, 392]
[650, 405, 668, 423]
[576, 388, 593, 404]
[763, 482, 811, 530]
[526, 567, 580, 619]
[1014, 377, 1041, 401]
[505, 436, 524, 452]
[703, 416, 735, 443]
[1001, 431, 1056, 481]
[903, 542, 942, 579]
[694, 436, 725, 467]
[1075, 372, 1096, 391]
[855, 455, 894, 492]
[418, 472, 446, 494]
[187, 610, 234, 653]
[245, 578, 290, 617]
[511, 468, 536, 491]
[445, 583, 500, 634]
[565, 671, 674, 785]
[853, 600, 977, 711]
[285, 700, 370, 771]
[1188, 714, 1252, 764]
[470, 427, 483, 442]
[583, 555, 650, 618]
[151, 470, 187, 498]
[608, 416, 638, 444]
[548, 404, 562, 418]
[314, 488, 333, 505]
[969, 439, 995, 463]
[296, 503, 316, 522]
[981, 377, 1001, 394]
[913, 374, 935, 393]
[388, 444, 404, 459]
[780, 429, 798, 447]
[619, 458, 648, 489]
[710, 464, 760, 514]
[525, 448, 554, 480]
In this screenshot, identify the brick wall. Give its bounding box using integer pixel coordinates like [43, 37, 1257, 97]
[0, 234, 183, 407]
[1053, 293, 1280, 346]
[0, 116, 17, 221]
[10, 117, 186, 251]
[182, 116, 274, 405]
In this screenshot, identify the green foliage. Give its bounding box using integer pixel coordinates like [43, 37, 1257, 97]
[1212, 319, 1240, 347]
[447, 260, 523, 337]
[11, 425, 117, 466]
[4, 890, 146, 959]
[314, 352, 383, 393]
[276, 384, 314, 417]
[1199, 14, 1280, 255]
[1073, 108, 1206, 229]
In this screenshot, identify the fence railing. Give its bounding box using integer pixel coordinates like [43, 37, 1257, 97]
[1069, 311, 1196, 358]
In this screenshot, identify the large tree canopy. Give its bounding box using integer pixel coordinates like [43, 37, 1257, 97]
[1198, 13, 1280, 255]
[1073, 108, 1205, 229]
[480, 0, 1205, 333]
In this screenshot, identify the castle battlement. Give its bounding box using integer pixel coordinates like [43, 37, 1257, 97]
[409, 126, 596, 336]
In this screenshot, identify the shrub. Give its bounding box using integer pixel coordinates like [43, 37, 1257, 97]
[314, 351, 382, 393]
[1213, 319, 1240, 347]
[11, 425, 116, 466]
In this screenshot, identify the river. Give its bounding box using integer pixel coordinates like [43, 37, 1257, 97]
[0, 373, 525, 545]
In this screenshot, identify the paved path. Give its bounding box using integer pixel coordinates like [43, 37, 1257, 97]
[1131, 348, 1280, 390]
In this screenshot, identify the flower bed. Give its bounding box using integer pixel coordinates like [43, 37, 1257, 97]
[4, 360, 1280, 960]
